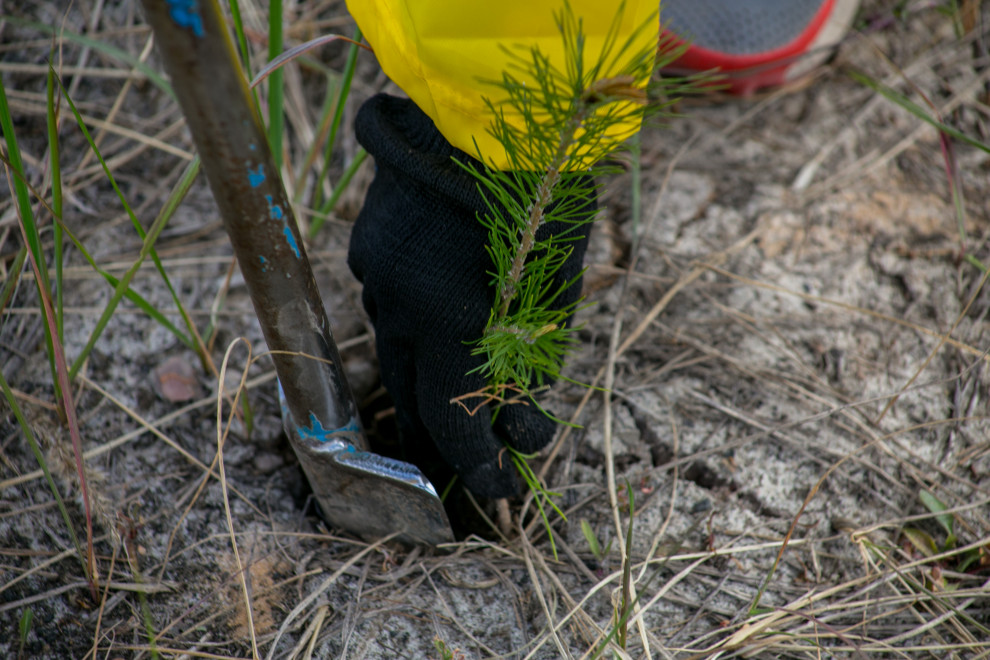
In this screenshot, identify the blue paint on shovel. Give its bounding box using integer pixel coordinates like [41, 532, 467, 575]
[166, 0, 204, 37]
[248, 164, 265, 188]
[283, 225, 301, 258]
[265, 195, 284, 220]
[297, 413, 360, 444]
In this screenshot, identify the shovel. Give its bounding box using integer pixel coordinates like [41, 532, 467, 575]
[140, 0, 453, 545]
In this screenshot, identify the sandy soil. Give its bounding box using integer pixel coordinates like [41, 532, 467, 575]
[2, 1, 990, 658]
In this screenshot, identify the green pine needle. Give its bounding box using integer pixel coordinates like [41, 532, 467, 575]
[464, 1, 660, 404]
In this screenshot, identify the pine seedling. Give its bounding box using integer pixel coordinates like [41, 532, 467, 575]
[456, 3, 706, 550]
[463, 2, 689, 406]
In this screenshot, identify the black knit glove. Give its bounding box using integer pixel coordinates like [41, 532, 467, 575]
[348, 94, 592, 499]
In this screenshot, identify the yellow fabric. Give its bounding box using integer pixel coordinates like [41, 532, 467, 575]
[346, 0, 657, 169]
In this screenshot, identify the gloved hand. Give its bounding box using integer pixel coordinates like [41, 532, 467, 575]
[348, 94, 593, 499]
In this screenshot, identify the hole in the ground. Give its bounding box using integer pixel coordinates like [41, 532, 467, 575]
[355, 381, 505, 541]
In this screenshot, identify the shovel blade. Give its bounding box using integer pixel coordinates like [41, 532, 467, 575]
[280, 386, 454, 545]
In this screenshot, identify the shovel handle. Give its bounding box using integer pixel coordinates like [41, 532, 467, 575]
[142, 0, 454, 546]
[140, 0, 364, 447]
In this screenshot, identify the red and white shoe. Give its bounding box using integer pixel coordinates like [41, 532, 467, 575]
[660, 0, 861, 95]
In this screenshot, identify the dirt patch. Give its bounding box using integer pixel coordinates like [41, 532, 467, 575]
[2, 1, 990, 658]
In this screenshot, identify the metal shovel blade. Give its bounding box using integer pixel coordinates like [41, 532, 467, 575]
[141, 0, 454, 545]
[279, 386, 452, 545]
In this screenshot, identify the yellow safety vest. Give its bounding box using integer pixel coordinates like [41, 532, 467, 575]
[345, 0, 657, 168]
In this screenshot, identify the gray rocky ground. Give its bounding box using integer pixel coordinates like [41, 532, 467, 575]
[2, 1, 989, 657]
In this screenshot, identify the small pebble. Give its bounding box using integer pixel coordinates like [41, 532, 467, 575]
[254, 452, 284, 473]
[152, 355, 201, 402]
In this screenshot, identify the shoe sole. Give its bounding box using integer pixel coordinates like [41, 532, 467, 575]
[661, 0, 861, 95]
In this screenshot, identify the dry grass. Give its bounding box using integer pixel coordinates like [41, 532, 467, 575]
[2, 0, 990, 658]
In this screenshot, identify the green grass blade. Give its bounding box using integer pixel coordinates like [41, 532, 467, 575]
[70, 158, 203, 379]
[54, 70, 207, 366]
[0, 109, 186, 357]
[87, 269, 192, 351]
[848, 69, 990, 154]
[313, 26, 362, 211]
[0, 75, 48, 293]
[243, 29, 368, 221]
[227, 0, 253, 73]
[12, 187, 194, 353]
[227, 0, 265, 124]
[0, 119, 195, 355]
[1, 68, 61, 402]
[133, 571, 160, 660]
[848, 68, 987, 271]
[964, 253, 987, 272]
[919, 490, 956, 545]
[0, 248, 28, 315]
[310, 146, 367, 237]
[267, 0, 285, 171]
[0, 150, 195, 350]
[6, 74, 197, 362]
[296, 70, 339, 208]
[509, 447, 565, 560]
[580, 519, 602, 560]
[18, 607, 33, 647]
[628, 133, 642, 240]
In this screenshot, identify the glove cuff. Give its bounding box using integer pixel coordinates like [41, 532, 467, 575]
[356, 94, 487, 212]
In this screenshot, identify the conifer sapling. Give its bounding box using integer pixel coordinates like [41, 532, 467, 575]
[459, 2, 687, 413]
